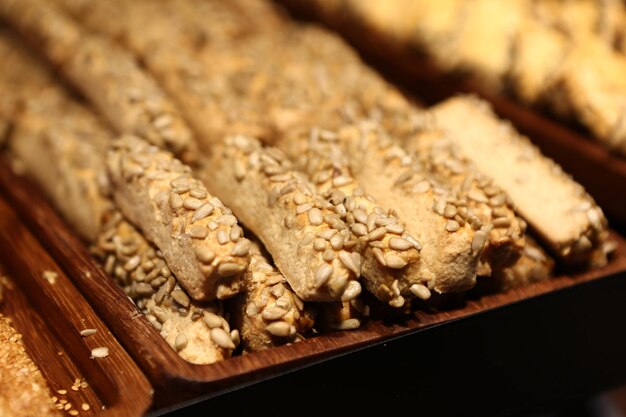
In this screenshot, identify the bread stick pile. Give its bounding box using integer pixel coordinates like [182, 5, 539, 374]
[0, 0, 613, 365]
[292, 0, 626, 156]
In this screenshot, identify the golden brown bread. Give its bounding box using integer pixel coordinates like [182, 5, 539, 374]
[202, 135, 361, 302]
[92, 215, 237, 364]
[0, 30, 113, 241]
[426, 96, 609, 265]
[232, 242, 314, 352]
[0, 0, 196, 160]
[106, 135, 250, 301]
[336, 121, 486, 294]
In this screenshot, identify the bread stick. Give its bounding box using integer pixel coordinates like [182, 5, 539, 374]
[107, 136, 250, 301]
[232, 242, 314, 352]
[427, 96, 609, 265]
[335, 121, 485, 293]
[92, 215, 237, 364]
[403, 126, 526, 274]
[202, 135, 361, 302]
[0, 0, 196, 160]
[281, 128, 425, 307]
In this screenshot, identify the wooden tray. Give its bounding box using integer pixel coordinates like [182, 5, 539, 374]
[0, 197, 151, 417]
[2, 145, 626, 416]
[278, 0, 626, 230]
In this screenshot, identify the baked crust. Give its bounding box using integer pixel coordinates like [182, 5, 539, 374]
[429, 96, 609, 265]
[107, 135, 250, 301]
[203, 135, 361, 302]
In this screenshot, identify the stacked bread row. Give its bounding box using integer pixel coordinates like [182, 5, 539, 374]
[293, 0, 626, 156]
[0, 0, 611, 365]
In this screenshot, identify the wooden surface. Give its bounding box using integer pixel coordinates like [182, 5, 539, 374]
[2, 156, 626, 415]
[0, 197, 152, 417]
[278, 0, 626, 230]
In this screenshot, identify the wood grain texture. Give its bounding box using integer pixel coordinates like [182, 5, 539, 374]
[2, 155, 626, 412]
[277, 0, 626, 230]
[0, 197, 152, 417]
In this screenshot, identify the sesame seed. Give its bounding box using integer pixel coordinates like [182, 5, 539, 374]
[333, 318, 361, 330]
[492, 217, 511, 228]
[472, 230, 489, 254]
[332, 176, 352, 187]
[245, 302, 259, 318]
[217, 262, 244, 277]
[57, 390, 67, 395]
[314, 263, 333, 288]
[91, 347, 109, 359]
[262, 306, 288, 320]
[191, 203, 214, 223]
[266, 321, 293, 337]
[489, 194, 506, 207]
[388, 237, 413, 251]
[189, 188, 208, 199]
[171, 289, 190, 307]
[169, 192, 183, 210]
[318, 229, 337, 240]
[352, 209, 368, 224]
[351, 223, 368, 237]
[42, 270, 58, 284]
[445, 220, 461, 232]
[385, 254, 408, 269]
[189, 225, 208, 239]
[313, 238, 326, 251]
[385, 223, 405, 235]
[195, 247, 215, 263]
[296, 202, 314, 214]
[135, 282, 153, 296]
[230, 225, 243, 241]
[211, 327, 236, 349]
[410, 284, 431, 300]
[79, 329, 97, 337]
[389, 296, 405, 308]
[330, 234, 345, 250]
[308, 207, 323, 226]
[231, 239, 250, 257]
[217, 230, 229, 244]
[175, 333, 188, 351]
[338, 251, 360, 275]
[341, 280, 362, 301]
[366, 227, 387, 242]
[443, 204, 457, 219]
[69, 409, 79, 416]
[323, 248, 335, 261]
[81, 404, 90, 411]
[372, 247, 386, 266]
[183, 197, 204, 210]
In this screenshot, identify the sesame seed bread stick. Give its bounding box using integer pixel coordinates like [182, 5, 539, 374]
[405, 127, 527, 275]
[0, 32, 113, 242]
[490, 237, 554, 292]
[9, 89, 114, 242]
[202, 135, 361, 302]
[0, 0, 196, 161]
[335, 121, 484, 294]
[316, 298, 369, 332]
[233, 241, 314, 352]
[281, 129, 425, 307]
[0, 315, 61, 417]
[106, 135, 251, 301]
[54, 0, 415, 149]
[427, 96, 609, 265]
[509, 19, 569, 105]
[91, 216, 237, 364]
[556, 37, 626, 154]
